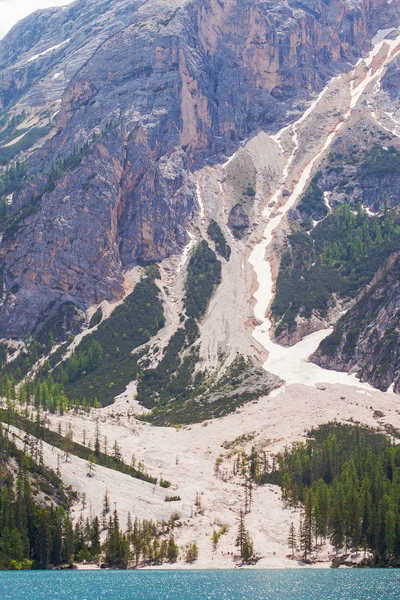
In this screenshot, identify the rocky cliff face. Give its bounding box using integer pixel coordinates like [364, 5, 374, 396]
[0, 0, 397, 339]
[312, 254, 400, 393]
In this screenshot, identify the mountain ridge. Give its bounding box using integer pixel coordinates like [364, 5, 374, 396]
[0, 0, 397, 339]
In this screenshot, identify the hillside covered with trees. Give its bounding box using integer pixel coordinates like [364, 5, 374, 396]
[249, 423, 400, 566]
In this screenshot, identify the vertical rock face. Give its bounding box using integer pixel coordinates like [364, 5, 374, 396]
[312, 255, 400, 393]
[0, 0, 397, 338]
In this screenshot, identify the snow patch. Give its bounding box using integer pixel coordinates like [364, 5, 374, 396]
[27, 38, 70, 63]
[177, 231, 196, 275]
[324, 191, 332, 214]
[371, 28, 398, 46]
[196, 180, 205, 222]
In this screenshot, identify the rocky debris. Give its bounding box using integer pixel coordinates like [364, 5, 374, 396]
[208, 359, 282, 405]
[274, 299, 354, 347]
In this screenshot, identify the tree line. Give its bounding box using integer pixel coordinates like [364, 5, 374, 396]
[0, 423, 192, 569]
[248, 423, 400, 566]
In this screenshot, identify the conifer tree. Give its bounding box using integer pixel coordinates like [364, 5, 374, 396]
[113, 440, 122, 463]
[87, 453, 97, 477]
[94, 420, 100, 456]
[103, 489, 110, 519]
[288, 521, 297, 557]
[167, 536, 178, 563]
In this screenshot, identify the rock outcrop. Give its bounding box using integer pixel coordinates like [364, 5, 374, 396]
[312, 254, 400, 393]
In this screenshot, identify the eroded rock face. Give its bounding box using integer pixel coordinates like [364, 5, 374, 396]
[0, 0, 397, 338]
[312, 255, 400, 393]
[228, 204, 250, 237]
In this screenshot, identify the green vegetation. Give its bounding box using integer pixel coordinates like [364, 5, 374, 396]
[0, 407, 157, 485]
[272, 204, 400, 335]
[184, 542, 199, 563]
[317, 256, 400, 387]
[0, 274, 165, 413]
[0, 125, 53, 165]
[136, 322, 199, 410]
[35, 303, 81, 348]
[236, 509, 254, 562]
[89, 307, 103, 328]
[0, 113, 27, 145]
[245, 186, 256, 197]
[63, 340, 104, 384]
[1, 138, 98, 238]
[212, 524, 229, 549]
[104, 512, 181, 568]
[157, 7, 180, 27]
[297, 172, 327, 227]
[139, 355, 274, 426]
[134, 241, 225, 423]
[251, 423, 400, 565]
[52, 275, 165, 407]
[0, 161, 28, 226]
[0, 303, 80, 385]
[360, 145, 400, 179]
[0, 423, 77, 569]
[0, 344, 7, 369]
[0, 421, 182, 568]
[0, 161, 27, 198]
[207, 220, 231, 261]
[1, 337, 46, 383]
[185, 240, 221, 320]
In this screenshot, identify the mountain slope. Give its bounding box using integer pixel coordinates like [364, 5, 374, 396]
[312, 253, 400, 392]
[1, 0, 400, 571]
[0, 0, 396, 339]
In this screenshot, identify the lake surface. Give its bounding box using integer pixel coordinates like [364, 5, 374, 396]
[1, 569, 400, 600]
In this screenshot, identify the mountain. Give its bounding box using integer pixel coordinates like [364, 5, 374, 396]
[0, 0, 396, 340]
[1, 0, 400, 570]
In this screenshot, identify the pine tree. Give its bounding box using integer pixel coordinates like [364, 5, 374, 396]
[87, 453, 97, 477]
[90, 516, 101, 556]
[235, 508, 253, 560]
[47, 331, 54, 351]
[62, 425, 73, 463]
[113, 440, 122, 463]
[103, 489, 110, 519]
[185, 542, 199, 563]
[248, 480, 253, 512]
[212, 530, 219, 550]
[56, 453, 61, 478]
[288, 521, 297, 558]
[167, 536, 178, 563]
[94, 420, 100, 456]
[242, 534, 254, 562]
[236, 509, 246, 555]
[127, 512, 132, 534]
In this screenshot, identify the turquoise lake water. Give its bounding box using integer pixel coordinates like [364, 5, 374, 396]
[0, 569, 400, 600]
[0, 569, 400, 599]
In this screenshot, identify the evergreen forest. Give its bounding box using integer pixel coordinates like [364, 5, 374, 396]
[249, 423, 400, 566]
